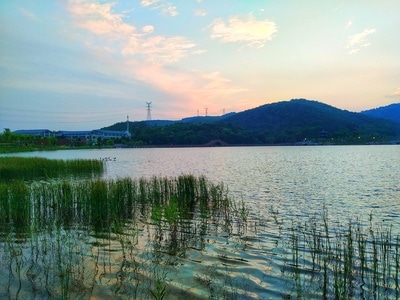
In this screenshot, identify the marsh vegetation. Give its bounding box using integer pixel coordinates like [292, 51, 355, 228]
[0, 154, 399, 299]
[0, 157, 104, 181]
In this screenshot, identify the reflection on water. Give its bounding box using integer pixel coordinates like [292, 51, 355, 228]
[1, 176, 258, 299]
[1, 145, 399, 299]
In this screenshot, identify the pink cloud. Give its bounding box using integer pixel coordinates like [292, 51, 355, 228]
[68, 0, 195, 65]
[66, 0, 247, 117]
[392, 88, 400, 96]
[129, 61, 246, 116]
[68, 0, 135, 36]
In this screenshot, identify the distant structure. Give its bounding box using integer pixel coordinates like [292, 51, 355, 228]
[205, 108, 208, 117]
[13, 129, 130, 140]
[13, 116, 132, 141]
[126, 115, 131, 138]
[146, 102, 152, 121]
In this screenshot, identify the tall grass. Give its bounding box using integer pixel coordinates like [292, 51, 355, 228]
[0, 175, 242, 299]
[1, 174, 399, 299]
[280, 210, 400, 299]
[0, 174, 234, 234]
[0, 157, 104, 182]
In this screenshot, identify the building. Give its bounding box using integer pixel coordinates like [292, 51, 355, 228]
[13, 129, 55, 137]
[91, 129, 131, 140]
[56, 130, 92, 140]
[14, 129, 131, 141]
[13, 116, 131, 142]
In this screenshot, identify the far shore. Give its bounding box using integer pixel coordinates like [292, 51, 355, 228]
[2, 141, 399, 154]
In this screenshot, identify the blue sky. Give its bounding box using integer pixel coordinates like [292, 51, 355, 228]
[1, 0, 399, 130]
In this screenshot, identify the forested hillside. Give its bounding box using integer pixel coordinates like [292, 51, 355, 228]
[361, 103, 400, 124]
[219, 99, 400, 143]
[104, 99, 400, 145]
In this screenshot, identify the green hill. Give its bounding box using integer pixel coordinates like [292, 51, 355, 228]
[361, 103, 400, 124]
[103, 99, 400, 145]
[219, 99, 400, 143]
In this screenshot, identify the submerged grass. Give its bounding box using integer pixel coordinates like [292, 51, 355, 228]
[0, 156, 104, 182]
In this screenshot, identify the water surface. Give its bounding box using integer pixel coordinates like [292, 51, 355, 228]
[1, 145, 399, 299]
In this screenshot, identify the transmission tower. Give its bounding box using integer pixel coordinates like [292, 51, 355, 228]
[146, 102, 152, 120]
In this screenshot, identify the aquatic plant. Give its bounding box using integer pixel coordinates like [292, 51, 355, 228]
[0, 156, 104, 182]
[0, 175, 242, 299]
[1, 174, 399, 299]
[280, 210, 400, 299]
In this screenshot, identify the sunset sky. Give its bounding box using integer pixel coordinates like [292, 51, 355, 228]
[1, 0, 399, 130]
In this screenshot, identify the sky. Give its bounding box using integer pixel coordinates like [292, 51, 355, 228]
[1, 0, 399, 131]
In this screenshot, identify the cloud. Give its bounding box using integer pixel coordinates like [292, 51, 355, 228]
[141, 0, 178, 16]
[345, 20, 352, 30]
[68, 0, 135, 36]
[68, 0, 195, 65]
[209, 15, 277, 48]
[65, 0, 245, 116]
[385, 88, 400, 99]
[130, 63, 247, 115]
[392, 88, 400, 96]
[141, 0, 160, 7]
[142, 25, 154, 34]
[123, 35, 197, 64]
[161, 5, 178, 16]
[200, 71, 247, 97]
[346, 28, 376, 54]
[195, 9, 206, 17]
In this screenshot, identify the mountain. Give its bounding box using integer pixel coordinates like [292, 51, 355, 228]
[219, 99, 400, 143]
[361, 103, 400, 124]
[103, 99, 400, 145]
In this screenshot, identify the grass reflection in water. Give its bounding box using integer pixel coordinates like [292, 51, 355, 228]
[0, 175, 399, 299]
[0, 175, 250, 299]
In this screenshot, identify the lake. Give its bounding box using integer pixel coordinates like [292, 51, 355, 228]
[1, 145, 400, 299]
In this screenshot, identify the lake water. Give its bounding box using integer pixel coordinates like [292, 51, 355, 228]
[8, 145, 400, 225]
[1, 145, 400, 299]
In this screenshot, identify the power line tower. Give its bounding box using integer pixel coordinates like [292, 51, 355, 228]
[146, 102, 152, 121]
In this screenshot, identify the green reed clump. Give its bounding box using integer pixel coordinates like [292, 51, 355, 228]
[0, 183, 9, 227]
[1, 175, 233, 233]
[0, 156, 104, 182]
[0, 175, 245, 299]
[281, 210, 400, 299]
[0, 181, 31, 232]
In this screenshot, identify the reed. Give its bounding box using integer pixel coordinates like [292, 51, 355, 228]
[6, 173, 399, 299]
[1, 174, 234, 235]
[280, 209, 400, 299]
[0, 157, 104, 182]
[0, 174, 244, 299]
